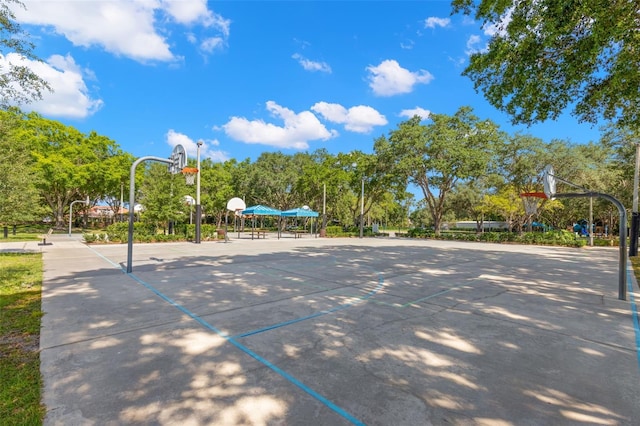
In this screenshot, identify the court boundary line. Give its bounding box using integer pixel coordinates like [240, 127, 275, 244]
[84, 245, 365, 425]
[86, 244, 640, 417]
[626, 265, 640, 372]
[234, 274, 384, 338]
[125, 271, 365, 426]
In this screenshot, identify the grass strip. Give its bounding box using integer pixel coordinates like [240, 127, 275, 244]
[0, 252, 45, 424]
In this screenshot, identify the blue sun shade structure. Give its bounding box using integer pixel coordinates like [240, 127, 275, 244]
[281, 207, 319, 217]
[241, 205, 283, 240]
[241, 205, 282, 216]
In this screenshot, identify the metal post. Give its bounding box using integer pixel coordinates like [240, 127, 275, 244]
[69, 201, 75, 237]
[68, 198, 89, 237]
[630, 143, 640, 256]
[195, 140, 203, 244]
[120, 182, 124, 222]
[589, 196, 594, 247]
[359, 177, 364, 238]
[320, 183, 327, 237]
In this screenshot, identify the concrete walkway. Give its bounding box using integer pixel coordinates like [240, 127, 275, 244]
[3, 234, 639, 425]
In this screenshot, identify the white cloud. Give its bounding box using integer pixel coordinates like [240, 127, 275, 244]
[200, 37, 225, 53]
[206, 149, 230, 163]
[366, 59, 434, 97]
[463, 8, 511, 58]
[292, 53, 332, 73]
[448, 55, 467, 68]
[399, 107, 431, 121]
[166, 129, 196, 157]
[16, 0, 230, 63]
[3, 52, 103, 118]
[311, 102, 387, 133]
[400, 40, 415, 50]
[222, 101, 337, 150]
[162, 0, 230, 36]
[166, 130, 229, 162]
[424, 17, 451, 29]
[465, 34, 486, 55]
[483, 7, 512, 37]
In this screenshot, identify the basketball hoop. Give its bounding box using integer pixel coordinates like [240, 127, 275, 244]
[520, 192, 547, 215]
[181, 167, 198, 185]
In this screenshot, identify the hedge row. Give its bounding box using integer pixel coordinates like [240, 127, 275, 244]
[324, 225, 379, 238]
[403, 228, 594, 247]
[83, 222, 224, 243]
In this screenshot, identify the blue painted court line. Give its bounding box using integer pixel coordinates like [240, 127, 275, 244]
[626, 267, 640, 373]
[401, 287, 457, 308]
[86, 246, 365, 425]
[125, 272, 365, 426]
[234, 274, 384, 338]
[87, 245, 125, 270]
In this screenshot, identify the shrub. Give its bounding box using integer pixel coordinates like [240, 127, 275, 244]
[202, 224, 218, 240]
[325, 226, 343, 236]
[407, 228, 429, 238]
[413, 228, 587, 248]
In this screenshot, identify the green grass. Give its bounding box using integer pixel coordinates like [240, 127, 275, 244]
[631, 256, 640, 283]
[0, 252, 45, 424]
[0, 232, 42, 242]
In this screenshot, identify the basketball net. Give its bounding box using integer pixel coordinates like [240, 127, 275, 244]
[181, 167, 198, 185]
[520, 192, 547, 216]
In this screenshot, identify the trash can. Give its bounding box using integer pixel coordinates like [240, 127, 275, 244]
[217, 229, 226, 239]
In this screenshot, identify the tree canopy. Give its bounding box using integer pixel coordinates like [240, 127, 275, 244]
[452, 0, 640, 128]
[0, 0, 51, 108]
[11, 112, 132, 227]
[375, 107, 501, 234]
[0, 105, 629, 237]
[0, 108, 40, 224]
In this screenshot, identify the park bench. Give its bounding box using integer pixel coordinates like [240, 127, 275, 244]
[292, 230, 308, 239]
[39, 228, 53, 245]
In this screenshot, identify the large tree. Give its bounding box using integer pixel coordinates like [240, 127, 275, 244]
[0, 108, 40, 225]
[0, 0, 51, 107]
[248, 151, 301, 210]
[375, 107, 502, 235]
[19, 112, 129, 228]
[138, 163, 186, 232]
[452, 0, 640, 128]
[198, 158, 235, 227]
[601, 122, 640, 206]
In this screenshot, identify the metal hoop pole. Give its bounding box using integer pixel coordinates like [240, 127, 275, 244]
[69, 199, 89, 237]
[127, 156, 173, 274]
[196, 141, 202, 244]
[556, 192, 627, 300]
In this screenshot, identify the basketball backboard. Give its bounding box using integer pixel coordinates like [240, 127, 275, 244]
[226, 197, 246, 211]
[168, 144, 186, 174]
[543, 165, 556, 199]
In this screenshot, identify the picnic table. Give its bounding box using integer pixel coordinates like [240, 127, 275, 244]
[292, 230, 308, 239]
[251, 229, 268, 239]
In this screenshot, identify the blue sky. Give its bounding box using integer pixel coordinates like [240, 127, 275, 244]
[9, 1, 602, 164]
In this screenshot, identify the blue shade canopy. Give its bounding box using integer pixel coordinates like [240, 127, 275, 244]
[281, 207, 319, 217]
[241, 205, 282, 216]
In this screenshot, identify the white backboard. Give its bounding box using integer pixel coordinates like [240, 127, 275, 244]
[169, 144, 186, 174]
[543, 165, 556, 199]
[226, 197, 246, 211]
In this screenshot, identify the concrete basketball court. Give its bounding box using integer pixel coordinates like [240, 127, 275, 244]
[10, 232, 640, 425]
